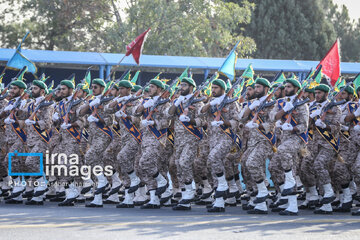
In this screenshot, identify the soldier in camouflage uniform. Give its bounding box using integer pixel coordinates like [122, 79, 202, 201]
[200, 79, 240, 213]
[308, 84, 341, 214]
[135, 79, 170, 209]
[1, 80, 28, 204]
[167, 77, 204, 210]
[105, 80, 142, 208]
[52, 80, 86, 207]
[269, 78, 309, 215]
[345, 86, 360, 216]
[0, 91, 10, 197]
[78, 78, 113, 208]
[23, 78, 54, 205]
[240, 78, 275, 214]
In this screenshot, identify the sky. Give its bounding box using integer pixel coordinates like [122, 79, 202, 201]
[332, 0, 360, 20]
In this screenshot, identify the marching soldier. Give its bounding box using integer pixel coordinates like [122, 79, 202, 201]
[78, 78, 113, 208]
[200, 79, 240, 212]
[269, 78, 309, 215]
[240, 78, 276, 214]
[168, 77, 205, 210]
[135, 79, 171, 209]
[309, 84, 341, 214]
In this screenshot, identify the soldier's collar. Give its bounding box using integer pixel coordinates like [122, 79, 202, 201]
[152, 95, 160, 101]
[286, 95, 296, 102]
[35, 96, 44, 105]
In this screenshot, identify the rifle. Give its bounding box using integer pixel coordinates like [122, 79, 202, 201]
[181, 73, 217, 117]
[251, 82, 285, 123]
[8, 83, 32, 119]
[318, 82, 352, 121]
[90, 69, 131, 117]
[213, 76, 243, 121]
[145, 78, 179, 121]
[64, 78, 87, 124]
[27, 88, 59, 120]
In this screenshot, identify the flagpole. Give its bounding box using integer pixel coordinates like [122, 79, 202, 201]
[105, 54, 127, 81]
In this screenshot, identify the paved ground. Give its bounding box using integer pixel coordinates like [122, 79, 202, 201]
[0, 201, 359, 240]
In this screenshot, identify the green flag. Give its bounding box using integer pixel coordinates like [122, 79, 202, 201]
[334, 77, 346, 92]
[241, 64, 254, 79]
[131, 70, 140, 85]
[353, 73, 360, 97]
[17, 66, 28, 81]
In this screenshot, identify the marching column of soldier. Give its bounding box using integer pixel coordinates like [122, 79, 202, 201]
[1, 70, 360, 216]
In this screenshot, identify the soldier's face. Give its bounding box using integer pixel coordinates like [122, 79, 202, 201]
[9, 85, 22, 98]
[211, 85, 224, 97]
[246, 87, 255, 100]
[55, 90, 62, 101]
[179, 82, 192, 96]
[315, 90, 327, 102]
[118, 87, 129, 97]
[31, 85, 42, 98]
[60, 85, 72, 98]
[77, 90, 86, 99]
[254, 84, 266, 98]
[149, 84, 161, 97]
[284, 83, 297, 97]
[274, 88, 282, 99]
[303, 92, 314, 100]
[91, 84, 103, 96]
[340, 91, 352, 102]
[110, 88, 118, 97]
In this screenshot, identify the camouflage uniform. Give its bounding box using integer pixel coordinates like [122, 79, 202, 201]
[3, 97, 28, 174]
[53, 95, 85, 184]
[170, 100, 204, 185]
[269, 97, 309, 186]
[0, 99, 8, 178]
[242, 104, 274, 184]
[312, 103, 341, 186]
[136, 99, 170, 190]
[80, 97, 112, 170]
[203, 98, 240, 181]
[25, 97, 54, 173]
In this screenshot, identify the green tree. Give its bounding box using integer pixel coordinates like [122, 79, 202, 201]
[103, 0, 256, 57]
[0, 0, 110, 51]
[325, 2, 360, 62]
[236, 0, 337, 60]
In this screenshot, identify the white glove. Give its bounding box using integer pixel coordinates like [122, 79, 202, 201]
[87, 115, 99, 122]
[4, 104, 13, 111]
[143, 99, 154, 108]
[141, 119, 155, 127]
[115, 110, 127, 118]
[354, 107, 360, 117]
[249, 100, 261, 110]
[179, 115, 191, 122]
[354, 124, 360, 132]
[310, 109, 322, 119]
[25, 119, 36, 126]
[282, 122, 293, 131]
[89, 98, 101, 107]
[19, 100, 27, 109]
[174, 96, 185, 107]
[315, 119, 326, 129]
[283, 101, 294, 112]
[118, 95, 132, 103]
[4, 117, 15, 124]
[341, 125, 349, 131]
[259, 95, 268, 102]
[52, 112, 60, 121]
[210, 98, 222, 106]
[211, 121, 224, 127]
[245, 121, 259, 129]
[61, 122, 72, 129]
[275, 120, 282, 128]
[113, 120, 118, 125]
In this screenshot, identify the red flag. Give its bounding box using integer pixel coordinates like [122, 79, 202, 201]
[125, 28, 151, 65]
[317, 39, 340, 86]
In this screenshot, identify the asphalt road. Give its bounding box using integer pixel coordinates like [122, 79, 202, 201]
[0, 201, 359, 240]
